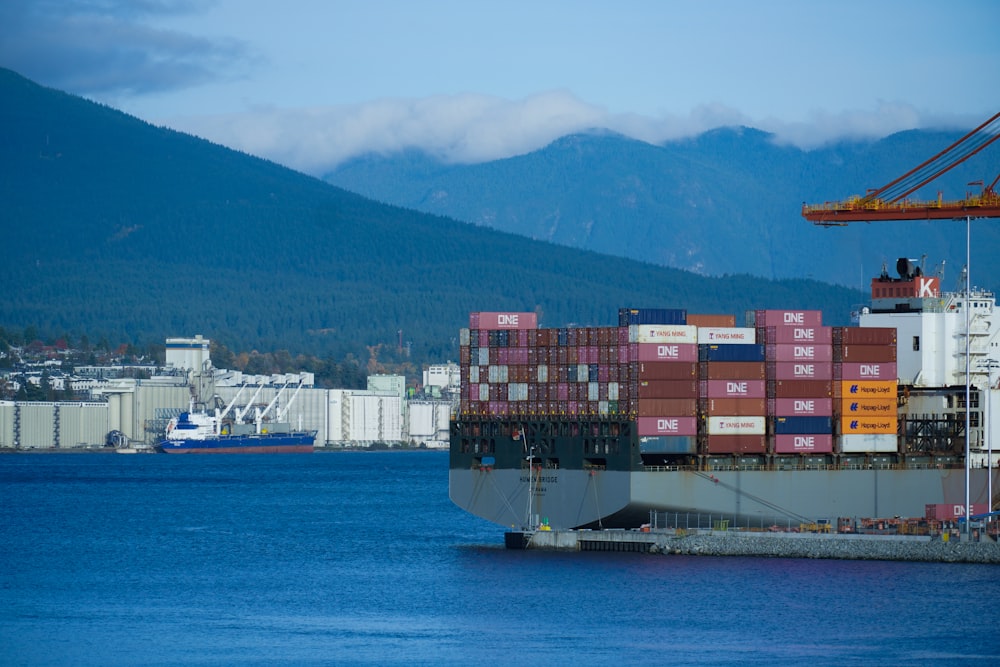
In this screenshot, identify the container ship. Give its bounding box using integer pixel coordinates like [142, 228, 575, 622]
[449, 259, 999, 529]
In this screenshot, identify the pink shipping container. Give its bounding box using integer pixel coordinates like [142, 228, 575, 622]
[773, 434, 834, 454]
[753, 310, 824, 328]
[758, 326, 833, 345]
[770, 361, 834, 380]
[470, 312, 539, 330]
[702, 379, 767, 399]
[637, 416, 698, 436]
[636, 342, 698, 362]
[838, 362, 898, 381]
[705, 435, 767, 454]
[925, 503, 988, 521]
[766, 344, 833, 362]
[770, 397, 833, 416]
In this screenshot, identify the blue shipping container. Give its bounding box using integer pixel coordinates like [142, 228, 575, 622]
[699, 344, 766, 362]
[619, 308, 687, 326]
[772, 416, 833, 434]
[638, 436, 698, 455]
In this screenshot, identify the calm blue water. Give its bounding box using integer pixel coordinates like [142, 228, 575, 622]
[2, 452, 998, 666]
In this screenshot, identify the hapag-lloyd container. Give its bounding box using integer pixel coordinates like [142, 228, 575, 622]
[696, 327, 756, 344]
[701, 379, 766, 398]
[751, 309, 823, 328]
[840, 398, 896, 415]
[630, 324, 697, 344]
[757, 326, 833, 345]
[774, 434, 834, 454]
[636, 342, 698, 362]
[840, 380, 896, 398]
[470, 312, 538, 330]
[838, 362, 897, 381]
[707, 415, 766, 435]
[770, 361, 834, 380]
[637, 416, 698, 436]
[840, 416, 897, 434]
[638, 362, 698, 380]
[770, 397, 833, 416]
[705, 435, 766, 454]
[703, 398, 767, 415]
[766, 344, 834, 362]
[839, 433, 898, 453]
[700, 361, 766, 380]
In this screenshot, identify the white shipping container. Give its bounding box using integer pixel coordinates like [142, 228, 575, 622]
[478, 384, 489, 402]
[537, 365, 548, 383]
[630, 324, 698, 344]
[588, 382, 599, 401]
[577, 364, 589, 382]
[470, 366, 480, 383]
[478, 348, 489, 366]
[697, 327, 757, 345]
[707, 415, 767, 435]
[459, 328, 471, 346]
[608, 382, 619, 401]
[839, 433, 898, 453]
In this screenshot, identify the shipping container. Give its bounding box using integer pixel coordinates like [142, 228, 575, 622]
[703, 398, 767, 415]
[696, 327, 756, 344]
[837, 362, 898, 381]
[925, 503, 988, 521]
[751, 309, 824, 328]
[687, 314, 737, 328]
[770, 380, 834, 398]
[839, 380, 897, 398]
[757, 326, 833, 345]
[636, 342, 698, 362]
[835, 344, 897, 363]
[773, 416, 833, 434]
[638, 361, 698, 380]
[705, 434, 767, 454]
[835, 327, 897, 346]
[637, 380, 699, 399]
[839, 397, 897, 416]
[701, 379, 766, 399]
[470, 311, 540, 330]
[773, 434, 834, 454]
[838, 433, 898, 453]
[769, 397, 833, 416]
[839, 416, 898, 435]
[638, 436, 698, 455]
[769, 361, 834, 380]
[698, 344, 766, 363]
[707, 415, 767, 435]
[630, 324, 698, 344]
[700, 361, 767, 380]
[766, 344, 833, 362]
[637, 398, 698, 417]
[636, 416, 698, 436]
[619, 308, 687, 326]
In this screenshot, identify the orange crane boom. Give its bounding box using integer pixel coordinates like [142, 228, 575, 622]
[802, 112, 1000, 225]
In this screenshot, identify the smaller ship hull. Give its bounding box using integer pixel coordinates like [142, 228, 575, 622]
[157, 433, 315, 454]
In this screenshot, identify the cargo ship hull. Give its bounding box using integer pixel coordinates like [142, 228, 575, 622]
[157, 433, 316, 454]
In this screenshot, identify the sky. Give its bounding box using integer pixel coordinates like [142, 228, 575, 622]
[2, 0, 998, 176]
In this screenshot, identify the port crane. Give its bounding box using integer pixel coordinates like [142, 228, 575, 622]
[801, 111, 1000, 225]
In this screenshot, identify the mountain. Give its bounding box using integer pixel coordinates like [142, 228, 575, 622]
[325, 125, 1000, 290]
[0, 68, 865, 374]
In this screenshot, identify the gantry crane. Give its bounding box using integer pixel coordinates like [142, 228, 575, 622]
[802, 112, 1000, 225]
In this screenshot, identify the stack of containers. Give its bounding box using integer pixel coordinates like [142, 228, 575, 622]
[756, 310, 835, 457]
[698, 326, 767, 454]
[628, 309, 698, 454]
[834, 327, 898, 452]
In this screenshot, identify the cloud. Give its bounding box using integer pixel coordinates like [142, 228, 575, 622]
[165, 93, 971, 177]
[0, 0, 251, 96]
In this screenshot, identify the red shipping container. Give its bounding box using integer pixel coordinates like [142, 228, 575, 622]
[838, 362, 898, 381]
[701, 361, 766, 380]
[770, 361, 834, 380]
[758, 326, 833, 345]
[638, 398, 698, 417]
[637, 416, 698, 436]
[754, 310, 823, 328]
[638, 362, 698, 380]
[773, 434, 834, 454]
[703, 398, 767, 415]
[925, 503, 988, 521]
[771, 380, 834, 398]
[705, 435, 767, 454]
[766, 344, 833, 362]
[836, 327, 897, 346]
[836, 344, 897, 362]
[636, 342, 698, 362]
[638, 380, 699, 399]
[702, 379, 766, 398]
[770, 397, 833, 416]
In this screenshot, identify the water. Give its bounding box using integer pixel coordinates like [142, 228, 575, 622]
[2, 452, 998, 666]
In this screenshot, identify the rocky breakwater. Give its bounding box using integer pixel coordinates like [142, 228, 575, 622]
[652, 531, 1000, 564]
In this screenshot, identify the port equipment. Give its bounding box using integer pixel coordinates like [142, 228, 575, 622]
[801, 111, 1000, 225]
